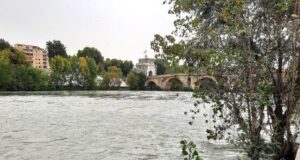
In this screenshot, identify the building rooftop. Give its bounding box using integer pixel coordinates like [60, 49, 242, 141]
[15, 44, 46, 51]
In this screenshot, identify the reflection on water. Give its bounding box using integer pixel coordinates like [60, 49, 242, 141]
[0, 91, 245, 160]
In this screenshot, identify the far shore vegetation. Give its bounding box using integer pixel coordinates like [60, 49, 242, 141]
[0, 38, 195, 92]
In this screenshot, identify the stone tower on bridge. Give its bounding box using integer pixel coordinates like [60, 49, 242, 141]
[134, 54, 156, 77]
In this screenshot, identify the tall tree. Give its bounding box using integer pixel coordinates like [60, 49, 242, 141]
[85, 57, 98, 89]
[46, 40, 67, 60]
[100, 66, 122, 89]
[120, 60, 134, 77]
[77, 47, 104, 64]
[104, 58, 133, 77]
[127, 71, 146, 90]
[0, 38, 11, 51]
[0, 59, 13, 90]
[50, 55, 98, 90]
[68, 56, 81, 88]
[154, 58, 168, 75]
[161, 0, 300, 159]
[50, 56, 71, 89]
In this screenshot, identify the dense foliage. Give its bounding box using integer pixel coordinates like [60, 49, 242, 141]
[46, 40, 67, 60]
[151, 35, 200, 74]
[127, 71, 146, 90]
[0, 37, 139, 91]
[77, 47, 104, 64]
[100, 66, 123, 89]
[50, 56, 98, 90]
[154, 58, 168, 75]
[0, 36, 148, 92]
[0, 39, 11, 51]
[158, 0, 300, 159]
[104, 58, 134, 77]
[0, 49, 49, 91]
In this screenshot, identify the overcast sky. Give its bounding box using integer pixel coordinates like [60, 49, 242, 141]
[0, 0, 175, 63]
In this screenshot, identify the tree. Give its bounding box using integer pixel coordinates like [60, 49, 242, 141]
[120, 60, 133, 77]
[127, 71, 146, 90]
[151, 34, 183, 66]
[104, 58, 133, 77]
[0, 60, 13, 90]
[77, 47, 104, 64]
[154, 58, 168, 75]
[151, 35, 193, 74]
[162, 0, 300, 159]
[0, 49, 29, 66]
[0, 49, 49, 91]
[0, 38, 11, 51]
[97, 63, 105, 74]
[78, 57, 90, 88]
[104, 59, 118, 71]
[85, 57, 98, 89]
[68, 56, 81, 88]
[100, 66, 122, 89]
[51, 55, 98, 90]
[50, 56, 71, 89]
[10, 66, 49, 91]
[46, 40, 67, 60]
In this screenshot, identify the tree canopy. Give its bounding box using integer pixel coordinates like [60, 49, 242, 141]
[100, 66, 123, 89]
[0, 38, 11, 51]
[104, 58, 133, 77]
[127, 71, 146, 90]
[160, 0, 300, 159]
[151, 34, 202, 74]
[50, 55, 98, 90]
[0, 48, 29, 66]
[46, 40, 67, 59]
[77, 47, 104, 64]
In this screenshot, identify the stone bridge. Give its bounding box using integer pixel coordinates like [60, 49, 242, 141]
[145, 74, 217, 90]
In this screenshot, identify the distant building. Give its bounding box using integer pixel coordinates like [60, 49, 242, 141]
[134, 55, 156, 77]
[14, 44, 50, 69]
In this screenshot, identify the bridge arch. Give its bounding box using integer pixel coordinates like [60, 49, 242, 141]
[145, 80, 157, 86]
[145, 80, 160, 90]
[164, 77, 185, 91]
[194, 76, 218, 90]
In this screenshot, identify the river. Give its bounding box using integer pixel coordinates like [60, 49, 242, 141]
[0, 91, 245, 160]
